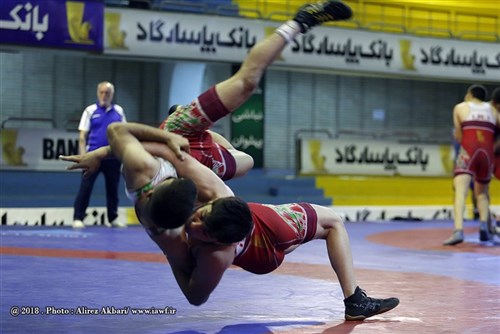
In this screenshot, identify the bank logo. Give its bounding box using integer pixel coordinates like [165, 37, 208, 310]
[105, 12, 127, 49]
[66, 1, 94, 44]
[399, 39, 416, 71]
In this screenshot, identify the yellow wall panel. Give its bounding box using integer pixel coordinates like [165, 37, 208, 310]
[232, 0, 499, 41]
[316, 176, 500, 206]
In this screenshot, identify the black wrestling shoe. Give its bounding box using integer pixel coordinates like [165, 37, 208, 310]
[443, 230, 464, 246]
[487, 213, 498, 235]
[344, 287, 400, 321]
[479, 222, 491, 242]
[293, 1, 353, 33]
[473, 209, 479, 220]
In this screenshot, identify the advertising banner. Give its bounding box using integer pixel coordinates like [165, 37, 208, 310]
[0, 128, 79, 171]
[230, 63, 264, 168]
[230, 93, 264, 168]
[0, 0, 103, 51]
[104, 8, 500, 82]
[299, 138, 454, 176]
[104, 8, 260, 61]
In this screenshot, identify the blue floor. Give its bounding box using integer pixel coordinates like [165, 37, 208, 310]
[1, 220, 499, 334]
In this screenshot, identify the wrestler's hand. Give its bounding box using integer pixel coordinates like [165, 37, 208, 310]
[165, 132, 190, 160]
[59, 148, 106, 177]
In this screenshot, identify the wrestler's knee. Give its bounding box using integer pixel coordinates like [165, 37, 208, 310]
[315, 206, 346, 238]
[233, 151, 254, 177]
[331, 214, 346, 230]
[326, 207, 345, 225]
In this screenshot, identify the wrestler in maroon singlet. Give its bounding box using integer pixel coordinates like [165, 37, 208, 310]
[159, 86, 236, 180]
[454, 101, 496, 183]
[233, 203, 318, 274]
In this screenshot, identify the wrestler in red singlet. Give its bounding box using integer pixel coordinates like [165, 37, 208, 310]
[493, 130, 500, 180]
[159, 86, 236, 180]
[454, 102, 496, 183]
[232, 202, 318, 275]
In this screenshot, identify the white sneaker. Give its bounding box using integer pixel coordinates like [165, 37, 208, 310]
[110, 219, 127, 228]
[73, 220, 85, 229]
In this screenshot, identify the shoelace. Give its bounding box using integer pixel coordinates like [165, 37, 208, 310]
[313, 13, 335, 22]
[357, 289, 381, 311]
[304, 3, 342, 22]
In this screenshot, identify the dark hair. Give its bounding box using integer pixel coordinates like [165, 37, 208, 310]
[168, 104, 181, 115]
[492, 87, 500, 104]
[148, 178, 197, 229]
[468, 84, 488, 101]
[204, 197, 253, 244]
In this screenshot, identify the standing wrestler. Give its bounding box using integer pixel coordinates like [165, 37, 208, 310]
[490, 87, 500, 235]
[160, 0, 352, 181]
[443, 84, 499, 245]
[491, 87, 500, 181]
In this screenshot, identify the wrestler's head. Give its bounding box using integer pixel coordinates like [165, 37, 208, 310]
[466, 84, 487, 102]
[491, 87, 500, 112]
[148, 178, 197, 229]
[187, 197, 253, 244]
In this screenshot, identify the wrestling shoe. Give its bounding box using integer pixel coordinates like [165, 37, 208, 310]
[479, 222, 491, 242]
[344, 287, 400, 321]
[110, 219, 127, 228]
[443, 230, 464, 246]
[293, 1, 353, 33]
[487, 213, 497, 235]
[73, 220, 85, 229]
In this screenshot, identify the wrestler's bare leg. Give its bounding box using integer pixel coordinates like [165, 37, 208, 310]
[474, 181, 493, 241]
[311, 204, 357, 298]
[443, 174, 471, 245]
[215, 1, 352, 111]
[215, 27, 298, 112]
[167, 2, 352, 179]
[205, 25, 300, 177]
[454, 174, 472, 231]
[474, 182, 489, 221]
[309, 203, 399, 321]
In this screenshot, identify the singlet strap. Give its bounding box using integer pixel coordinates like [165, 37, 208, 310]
[127, 181, 154, 203]
[135, 181, 154, 198]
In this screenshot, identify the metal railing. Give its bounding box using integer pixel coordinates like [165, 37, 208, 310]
[103, 0, 499, 42]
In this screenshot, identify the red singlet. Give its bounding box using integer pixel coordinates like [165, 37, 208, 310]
[454, 102, 496, 183]
[159, 86, 236, 180]
[232, 202, 318, 275]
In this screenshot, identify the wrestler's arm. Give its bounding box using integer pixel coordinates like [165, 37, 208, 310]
[60, 122, 189, 177]
[60, 146, 110, 177]
[493, 109, 500, 156]
[170, 246, 235, 306]
[150, 228, 196, 275]
[61, 140, 233, 202]
[495, 107, 500, 129]
[453, 104, 463, 142]
[142, 142, 234, 201]
[106, 123, 165, 190]
[108, 122, 190, 160]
